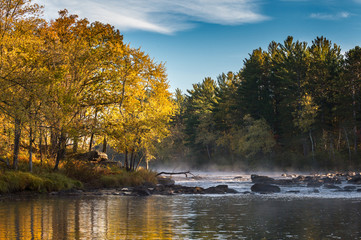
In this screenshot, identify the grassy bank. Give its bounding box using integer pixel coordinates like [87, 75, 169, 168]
[0, 157, 158, 194]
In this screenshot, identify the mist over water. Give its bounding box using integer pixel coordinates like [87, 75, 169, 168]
[1, 171, 361, 239]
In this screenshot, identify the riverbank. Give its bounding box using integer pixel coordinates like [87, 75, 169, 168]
[0, 164, 158, 195]
[2, 166, 361, 198]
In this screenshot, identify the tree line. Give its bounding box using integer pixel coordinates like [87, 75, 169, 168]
[159, 36, 361, 170]
[0, 0, 175, 172]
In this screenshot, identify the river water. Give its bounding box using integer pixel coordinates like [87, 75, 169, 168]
[1, 172, 361, 239]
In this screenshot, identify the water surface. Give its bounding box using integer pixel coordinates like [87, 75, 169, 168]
[1, 172, 361, 239]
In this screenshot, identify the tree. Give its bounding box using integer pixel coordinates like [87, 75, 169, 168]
[0, 0, 43, 170]
[344, 46, 361, 154]
[184, 78, 218, 164]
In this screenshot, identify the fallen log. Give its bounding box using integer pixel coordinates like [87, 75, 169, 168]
[156, 171, 195, 178]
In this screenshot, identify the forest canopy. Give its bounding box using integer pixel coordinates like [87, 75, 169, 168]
[0, 0, 175, 172]
[158, 36, 361, 170]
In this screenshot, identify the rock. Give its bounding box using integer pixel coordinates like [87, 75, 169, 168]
[157, 176, 175, 186]
[322, 177, 342, 184]
[306, 182, 323, 188]
[347, 175, 361, 184]
[143, 181, 156, 188]
[204, 185, 228, 194]
[344, 186, 356, 191]
[273, 179, 295, 185]
[251, 183, 281, 193]
[133, 186, 151, 196]
[286, 190, 300, 194]
[76, 150, 108, 162]
[323, 184, 342, 190]
[251, 174, 275, 184]
[204, 185, 237, 194]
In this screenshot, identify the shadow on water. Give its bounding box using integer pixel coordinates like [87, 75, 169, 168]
[1, 194, 361, 239]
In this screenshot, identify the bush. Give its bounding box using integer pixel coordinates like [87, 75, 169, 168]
[61, 159, 103, 182]
[99, 169, 157, 188]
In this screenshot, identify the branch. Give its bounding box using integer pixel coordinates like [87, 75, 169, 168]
[156, 171, 195, 178]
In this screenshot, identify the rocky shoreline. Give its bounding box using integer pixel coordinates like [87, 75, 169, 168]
[2, 172, 361, 198]
[249, 172, 361, 193]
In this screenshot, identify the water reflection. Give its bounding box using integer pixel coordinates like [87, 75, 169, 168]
[1, 195, 361, 239]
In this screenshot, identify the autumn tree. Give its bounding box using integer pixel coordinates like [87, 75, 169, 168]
[0, 0, 43, 170]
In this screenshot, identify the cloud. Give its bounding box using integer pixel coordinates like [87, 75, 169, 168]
[310, 11, 351, 20]
[34, 0, 268, 34]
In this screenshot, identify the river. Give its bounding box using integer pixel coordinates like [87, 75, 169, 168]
[1, 172, 361, 239]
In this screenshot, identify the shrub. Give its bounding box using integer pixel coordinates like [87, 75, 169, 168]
[61, 159, 103, 182]
[99, 169, 157, 188]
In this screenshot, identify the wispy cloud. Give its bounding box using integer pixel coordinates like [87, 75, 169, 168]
[34, 0, 268, 34]
[310, 11, 351, 20]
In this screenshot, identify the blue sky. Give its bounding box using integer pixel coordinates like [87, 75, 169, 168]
[35, 0, 361, 92]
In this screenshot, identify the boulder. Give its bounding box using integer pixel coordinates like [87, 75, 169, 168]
[204, 185, 237, 194]
[76, 150, 108, 162]
[251, 174, 275, 184]
[347, 175, 361, 184]
[251, 183, 281, 193]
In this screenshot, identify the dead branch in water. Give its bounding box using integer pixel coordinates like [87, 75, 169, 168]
[156, 171, 195, 178]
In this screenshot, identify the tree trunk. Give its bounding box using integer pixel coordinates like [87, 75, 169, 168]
[89, 133, 94, 152]
[206, 144, 211, 162]
[124, 149, 129, 171]
[102, 137, 107, 153]
[309, 130, 315, 163]
[39, 129, 43, 166]
[73, 136, 78, 153]
[135, 154, 145, 171]
[29, 126, 33, 173]
[13, 118, 22, 170]
[344, 127, 352, 162]
[54, 131, 66, 171]
[130, 150, 135, 171]
[50, 130, 58, 159]
[89, 110, 98, 151]
[44, 132, 48, 160]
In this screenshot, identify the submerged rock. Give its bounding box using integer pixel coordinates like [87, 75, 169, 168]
[251, 183, 281, 193]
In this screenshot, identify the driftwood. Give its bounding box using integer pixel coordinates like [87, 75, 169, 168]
[156, 171, 195, 178]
